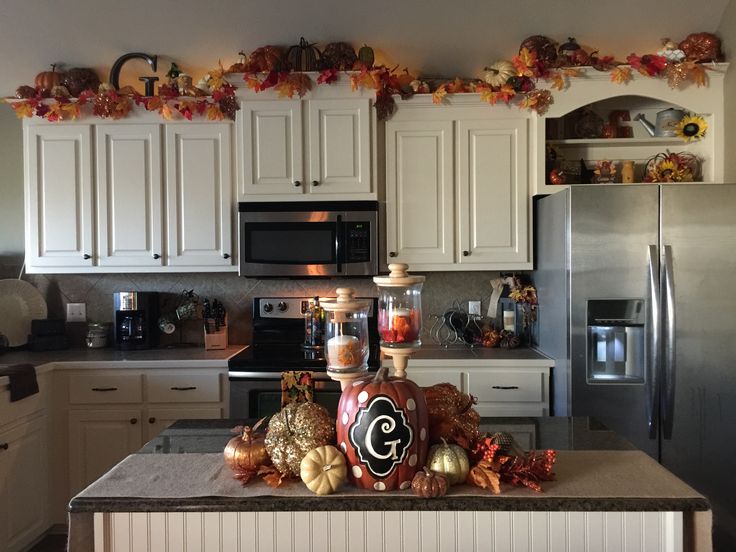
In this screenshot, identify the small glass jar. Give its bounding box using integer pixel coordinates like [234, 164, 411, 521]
[374, 264, 425, 349]
[321, 288, 370, 372]
[86, 322, 109, 349]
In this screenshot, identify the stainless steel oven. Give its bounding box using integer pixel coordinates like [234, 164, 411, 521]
[238, 201, 378, 277]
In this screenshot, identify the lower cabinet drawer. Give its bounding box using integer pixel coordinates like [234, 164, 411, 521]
[69, 374, 143, 404]
[467, 371, 543, 403]
[146, 374, 221, 403]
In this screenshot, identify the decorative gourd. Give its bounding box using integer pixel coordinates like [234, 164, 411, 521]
[34, 64, 64, 94]
[427, 439, 470, 485]
[679, 32, 722, 63]
[62, 68, 101, 97]
[321, 42, 357, 70]
[300, 445, 348, 495]
[336, 366, 429, 491]
[287, 37, 321, 72]
[224, 425, 270, 473]
[245, 46, 285, 72]
[265, 401, 335, 478]
[519, 35, 558, 64]
[15, 85, 37, 99]
[358, 44, 375, 69]
[483, 60, 515, 88]
[423, 383, 480, 449]
[411, 468, 448, 498]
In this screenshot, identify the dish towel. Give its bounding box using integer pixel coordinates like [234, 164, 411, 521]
[0, 363, 39, 401]
[281, 370, 314, 407]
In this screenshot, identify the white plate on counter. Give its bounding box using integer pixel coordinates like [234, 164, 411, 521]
[0, 279, 47, 347]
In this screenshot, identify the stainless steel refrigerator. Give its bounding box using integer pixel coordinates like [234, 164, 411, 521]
[534, 184, 736, 549]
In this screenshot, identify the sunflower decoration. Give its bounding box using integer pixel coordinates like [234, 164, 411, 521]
[675, 114, 708, 143]
[644, 151, 700, 183]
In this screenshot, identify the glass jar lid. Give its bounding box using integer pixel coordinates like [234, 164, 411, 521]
[373, 263, 425, 287]
[320, 288, 370, 313]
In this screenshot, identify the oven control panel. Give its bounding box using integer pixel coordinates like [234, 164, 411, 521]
[257, 297, 374, 319]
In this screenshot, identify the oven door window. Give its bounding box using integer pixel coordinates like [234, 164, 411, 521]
[243, 222, 337, 265]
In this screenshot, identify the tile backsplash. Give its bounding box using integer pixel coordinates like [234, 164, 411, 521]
[0, 258, 505, 346]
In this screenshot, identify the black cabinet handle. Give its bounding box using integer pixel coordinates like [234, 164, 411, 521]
[389, 252, 397, 258]
[148, 417, 156, 424]
[0, 443, 8, 451]
[492, 385, 519, 390]
[294, 181, 302, 187]
[153, 253, 161, 259]
[83, 254, 91, 260]
[223, 253, 231, 259]
[92, 387, 118, 392]
[312, 180, 320, 186]
[463, 250, 470, 257]
[171, 386, 197, 391]
[130, 418, 138, 425]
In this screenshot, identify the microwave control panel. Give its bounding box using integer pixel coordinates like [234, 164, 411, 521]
[344, 222, 371, 262]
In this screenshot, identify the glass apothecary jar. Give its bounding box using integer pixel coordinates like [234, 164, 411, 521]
[321, 288, 370, 372]
[373, 264, 425, 350]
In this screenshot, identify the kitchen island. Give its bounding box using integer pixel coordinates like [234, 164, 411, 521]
[69, 418, 710, 552]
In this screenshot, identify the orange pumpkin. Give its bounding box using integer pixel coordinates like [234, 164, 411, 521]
[35, 64, 64, 94]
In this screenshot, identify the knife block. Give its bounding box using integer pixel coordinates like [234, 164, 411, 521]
[203, 316, 228, 351]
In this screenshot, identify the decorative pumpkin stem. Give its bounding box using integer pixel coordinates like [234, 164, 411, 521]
[322, 464, 333, 472]
[373, 365, 390, 383]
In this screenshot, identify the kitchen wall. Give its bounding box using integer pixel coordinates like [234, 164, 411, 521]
[0, 108, 23, 255]
[719, 0, 736, 182]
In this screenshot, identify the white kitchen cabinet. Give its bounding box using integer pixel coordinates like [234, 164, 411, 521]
[385, 120, 454, 264]
[238, 97, 374, 200]
[68, 408, 144, 495]
[165, 123, 234, 267]
[25, 124, 94, 269]
[96, 124, 163, 267]
[145, 406, 223, 440]
[0, 416, 49, 552]
[401, 367, 462, 389]
[385, 107, 531, 270]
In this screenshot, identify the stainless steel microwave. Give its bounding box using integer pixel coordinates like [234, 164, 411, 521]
[238, 201, 379, 277]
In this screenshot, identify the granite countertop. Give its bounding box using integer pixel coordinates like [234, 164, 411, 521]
[69, 417, 709, 514]
[384, 344, 553, 365]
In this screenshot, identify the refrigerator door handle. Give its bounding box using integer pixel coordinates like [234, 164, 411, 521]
[647, 244, 660, 439]
[662, 245, 676, 440]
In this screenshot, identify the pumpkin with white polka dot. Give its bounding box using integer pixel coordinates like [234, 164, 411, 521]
[336, 366, 429, 491]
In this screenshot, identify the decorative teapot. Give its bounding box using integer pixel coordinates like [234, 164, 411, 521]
[634, 108, 685, 137]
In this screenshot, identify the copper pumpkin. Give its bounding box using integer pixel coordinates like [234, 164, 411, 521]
[411, 468, 448, 498]
[223, 426, 270, 473]
[336, 366, 429, 491]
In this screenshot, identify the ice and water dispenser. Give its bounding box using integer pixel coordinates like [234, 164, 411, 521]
[587, 299, 645, 383]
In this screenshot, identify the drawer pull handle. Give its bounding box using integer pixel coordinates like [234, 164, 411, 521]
[91, 387, 118, 392]
[171, 386, 197, 391]
[492, 385, 519, 390]
[130, 418, 137, 425]
[0, 443, 8, 451]
[148, 417, 156, 424]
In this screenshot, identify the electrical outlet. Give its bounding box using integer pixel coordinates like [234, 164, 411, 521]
[468, 300, 481, 316]
[66, 302, 87, 323]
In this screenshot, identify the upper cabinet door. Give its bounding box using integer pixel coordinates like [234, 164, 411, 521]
[25, 125, 93, 268]
[307, 99, 371, 194]
[165, 124, 234, 267]
[457, 119, 529, 266]
[238, 100, 303, 198]
[96, 124, 163, 267]
[385, 121, 454, 265]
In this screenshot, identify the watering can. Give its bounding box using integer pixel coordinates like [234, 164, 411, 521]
[634, 108, 685, 137]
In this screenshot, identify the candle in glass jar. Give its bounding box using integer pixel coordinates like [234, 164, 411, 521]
[327, 334, 362, 369]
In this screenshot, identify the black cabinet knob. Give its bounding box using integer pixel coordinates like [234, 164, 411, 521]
[130, 418, 137, 425]
[223, 253, 231, 259]
[389, 252, 397, 258]
[312, 180, 320, 186]
[294, 181, 302, 187]
[463, 250, 470, 257]
[153, 253, 161, 259]
[83, 254, 91, 260]
[148, 417, 156, 424]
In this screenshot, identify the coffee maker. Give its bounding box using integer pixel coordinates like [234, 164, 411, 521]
[113, 292, 159, 350]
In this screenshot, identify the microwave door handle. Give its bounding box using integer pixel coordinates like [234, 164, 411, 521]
[336, 215, 343, 273]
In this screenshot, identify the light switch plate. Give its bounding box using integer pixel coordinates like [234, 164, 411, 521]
[468, 300, 481, 316]
[66, 302, 87, 322]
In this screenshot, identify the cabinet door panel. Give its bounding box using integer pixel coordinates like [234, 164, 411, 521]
[0, 417, 48, 552]
[308, 99, 370, 194]
[145, 406, 223, 441]
[386, 121, 454, 264]
[166, 124, 233, 266]
[25, 125, 93, 267]
[96, 124, 163, 267]
[68, 408, 143, 495]
[239, 101, 303, 197]
[457, 119, 529, 265]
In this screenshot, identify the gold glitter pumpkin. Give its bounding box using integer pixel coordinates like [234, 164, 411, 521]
[427, 438, 470, 486]
[265, 402, 335, 477]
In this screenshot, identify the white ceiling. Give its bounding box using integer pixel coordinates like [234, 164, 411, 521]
[0, 0, 731, 95]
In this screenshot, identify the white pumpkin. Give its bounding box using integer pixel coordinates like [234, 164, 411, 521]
[483, 60, 516, 88]
[300, 445, 348, 495]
